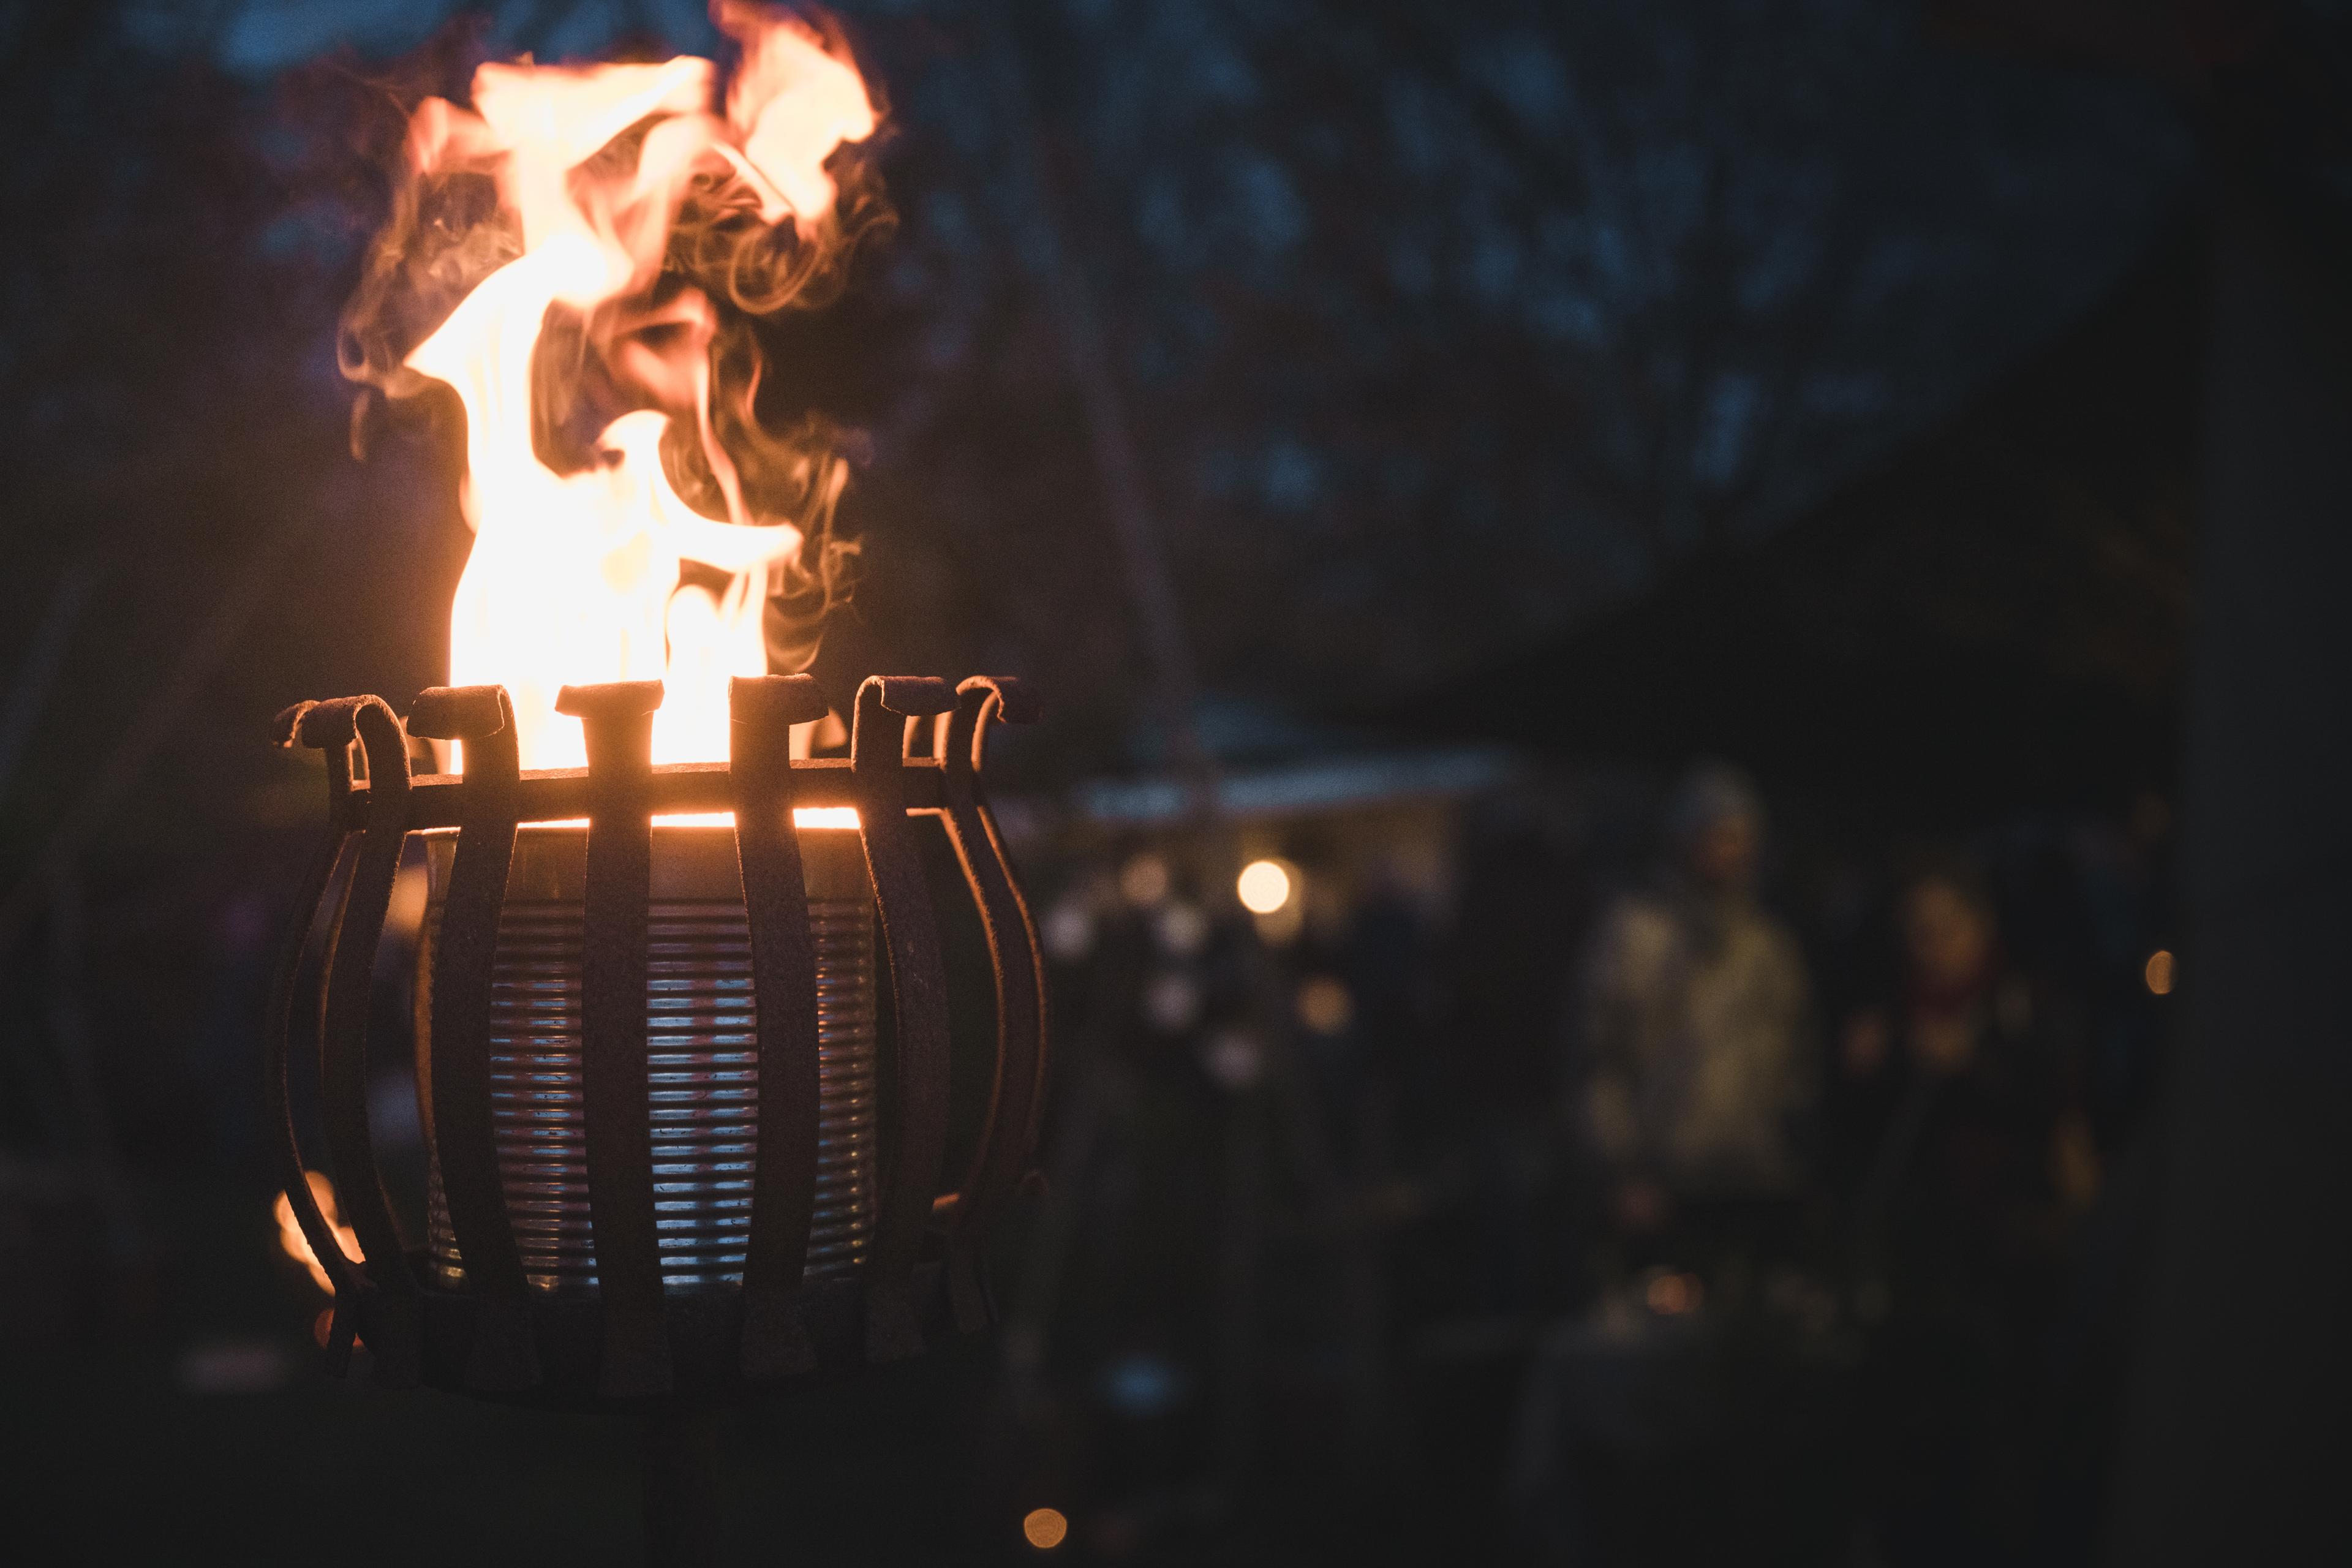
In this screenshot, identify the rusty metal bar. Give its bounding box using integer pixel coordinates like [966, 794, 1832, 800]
[727, 674, 832, 1379]
[848, 676, 957, 1362]
[263, 701, 366, 1374]
[271, 671, 1042, 1401]
[409, 684, 539, 1390]
[931, 676, 1046, 1332]
[388, 756, 947, 831]
[308, 695, 423, 1385]
[558, 679, 673, 1398]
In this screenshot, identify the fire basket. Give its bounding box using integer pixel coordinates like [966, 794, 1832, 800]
[262, 671, 1046, 1406]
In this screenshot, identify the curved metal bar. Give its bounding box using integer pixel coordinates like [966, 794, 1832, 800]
[728, 674, 832, 1378]
[850, 675, 957, 1362]
[398, 757, 948, 829]
[933, 677, 1046, 1331]
[263, 703, 368, 1374]
[555, 679, 673, 1398]
[965, 684, 1050, 1173]
[307, 695, 423, 1386]
[409, 684, 538, 1390]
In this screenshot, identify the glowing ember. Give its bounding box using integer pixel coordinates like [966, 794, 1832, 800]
[274, 1170, 361, 1295]
[1022, 1508, 1069, 1550]
[378, 5, 879, 771]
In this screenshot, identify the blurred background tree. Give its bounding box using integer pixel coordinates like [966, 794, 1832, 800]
[0, 0, 2189, 1153]
[827, 0, 2188, 720]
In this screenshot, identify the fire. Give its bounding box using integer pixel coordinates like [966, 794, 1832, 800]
[274, 1170, 361, 1295]
[388, 6, 878, 771]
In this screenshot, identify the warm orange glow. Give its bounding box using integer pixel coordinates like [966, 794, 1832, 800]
[1645, 1271, 1702, 1316]
[401, 11, 876, 771]
[1022, 1509, 1069, 1550]
[274, 1170, 361, 1296]
[1236, 859, 1293, 915]
[527, 807, 861, 830]
[2144, 949, 2176, 996]
[1119, 853, 1172, 908]
[1296, 974, 1353, 1035]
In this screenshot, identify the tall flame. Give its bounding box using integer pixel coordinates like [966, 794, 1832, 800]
[390, 6, 877, 769]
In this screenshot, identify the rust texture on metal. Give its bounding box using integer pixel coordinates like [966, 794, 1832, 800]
[848, 675, 957, 1363]
[262, 673, 1041, 1405]
[728, 674, 832, 1379]
[311, 696, 424, 1386]
[557, 679, 673, 1398]
[931, 677, 1048, 1332]
[263, 701, 365, 1374]
[408, 684, 538, 1390]
[390, 757, 916, 829]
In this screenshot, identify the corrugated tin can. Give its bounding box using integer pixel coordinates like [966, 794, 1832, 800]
[416, 822, 876, 1295]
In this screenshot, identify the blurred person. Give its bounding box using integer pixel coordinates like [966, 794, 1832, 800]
[1838, 858, 2089, 1565]
[1839, 858, 2091, 1264]
[1572, 763, 1817, 1280]
[1517, 769, 1831, 1563]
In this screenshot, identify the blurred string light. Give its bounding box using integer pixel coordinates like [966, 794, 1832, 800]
[1200, 1030, 1262, 1091]
[1154, 900, 1210, 956]
[1235, 858, 1294, 914]
[1041, 896, 1096, 963]
[1645, 1270, 1703, 1316]
[2145, 949, 2176, 995]
[1120, 851, 1172, 908]
[1022, 1508, 1069, 1550]
[1142, 971, 1202, 1035]
[1296, 974, 1354, 1036]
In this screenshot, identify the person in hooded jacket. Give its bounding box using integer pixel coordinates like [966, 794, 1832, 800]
[1575, 763, 1819, 1280]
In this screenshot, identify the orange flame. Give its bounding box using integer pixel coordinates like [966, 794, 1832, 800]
[274, 1170, 361, 1296]
[395, 7, 878, 771]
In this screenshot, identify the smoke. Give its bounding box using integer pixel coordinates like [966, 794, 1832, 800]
[334, 5, 891, 669]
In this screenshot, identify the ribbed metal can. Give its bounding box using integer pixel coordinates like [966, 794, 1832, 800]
[417, 822, 877, 1295]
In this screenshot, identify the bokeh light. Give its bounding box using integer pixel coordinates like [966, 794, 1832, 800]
[1022, 1507, 1069, 1550]
[1236, 858, 1294, 914]
[1296, 975, 1354, 1035]
[1119, 853, 1172, 908]
[1645, 1271, 1703, 1316]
